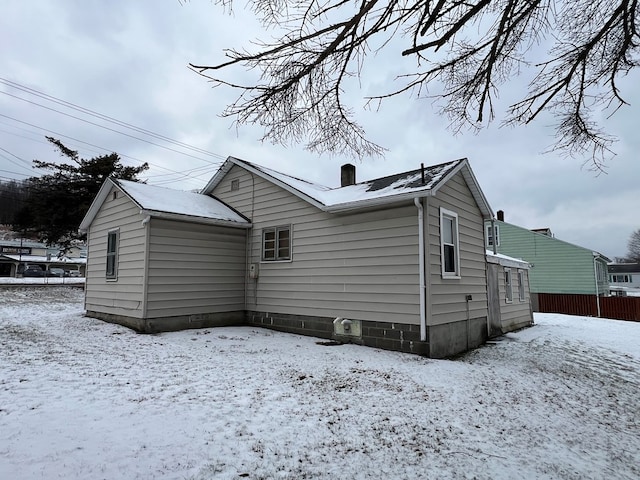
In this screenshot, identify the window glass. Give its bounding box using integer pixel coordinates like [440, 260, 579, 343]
[505, 268, 513, 302]
[440, 208, 459, 277]
[518, 270, 525, 301]
[262, 226, 291, 261]
[106, 230, 118, 279]
[486, 225, 499, 247]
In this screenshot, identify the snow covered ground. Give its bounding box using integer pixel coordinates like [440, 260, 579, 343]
[1, 287, 638, 480]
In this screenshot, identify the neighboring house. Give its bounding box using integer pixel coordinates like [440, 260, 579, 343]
[608, 263, 640, 294]
[485, 214, 610, 310]
[486, 251, 533, 335]
[0, 240, 86, 277]
[80, 156, 517, 358]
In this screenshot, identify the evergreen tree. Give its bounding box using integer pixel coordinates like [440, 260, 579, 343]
[13, 137, 148, 247]
[0, 179, 29, 225]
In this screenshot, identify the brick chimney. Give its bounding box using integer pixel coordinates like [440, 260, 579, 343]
[341, 164, 356, 187]
[497, 210, 504, 221]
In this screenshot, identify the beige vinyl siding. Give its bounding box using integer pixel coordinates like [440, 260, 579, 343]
[85, 186, 146, 317]
[427, 172, 489, 326]
[499, 267, 532, 331]
[145, 219, 245, 317]
[213, 166, 421, 324]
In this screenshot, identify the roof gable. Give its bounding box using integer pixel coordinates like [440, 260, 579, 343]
[203, 156, 493, 217]
[79, 178, 250, 232]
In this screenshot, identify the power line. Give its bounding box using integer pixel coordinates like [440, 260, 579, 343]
[0, 114, 209, 189]
[1, 90, 221, 164]
[0, 78, 227, 160]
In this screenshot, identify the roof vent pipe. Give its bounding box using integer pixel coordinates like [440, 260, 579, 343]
[341, 164, 356, 187]
[497, 210, 504, 221]
[421, 163, 425, 185]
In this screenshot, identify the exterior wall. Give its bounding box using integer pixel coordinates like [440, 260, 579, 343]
[427, 173, 489, 327]
[608, 264, 640, 289]
[213, 165, 490, 357]
[212, 165, 422, 326]
[85, 186, 147, 318]
[145, 218, 246, 320]
[487, 261, 533, 333]
[489, 220, 609, 295]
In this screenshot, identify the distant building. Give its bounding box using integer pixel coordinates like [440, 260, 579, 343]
[485, 212, 609, 311]
[0, 239, 86, 277]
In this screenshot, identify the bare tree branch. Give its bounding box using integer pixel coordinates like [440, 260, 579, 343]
[186, 0, 639, 166]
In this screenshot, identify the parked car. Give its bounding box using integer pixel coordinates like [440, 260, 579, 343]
[23, 265, 44, 277]
[46, 267, 65, 277]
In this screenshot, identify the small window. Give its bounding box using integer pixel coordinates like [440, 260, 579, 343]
[517, 270, 525, 302]
[106, 230, 119, 279]
[486, 224, 499, 247]
[505, 268, 513, 303]
[231, 179, 240, 191]
[262, 226, 291, 261]
[440, 208, 460, 277]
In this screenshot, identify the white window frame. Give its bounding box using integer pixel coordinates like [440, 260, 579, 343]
[262, 225, 292, 262]
[505, 268, 513, 303]
[106, 229, 119, 280]
[486, 224, 500, 248]
[440, 208, 460, 278]
[517, 269, 525, 302]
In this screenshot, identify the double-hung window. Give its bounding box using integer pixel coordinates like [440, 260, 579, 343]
[440, 208, 460, 277]
[486, 224, 499, 248]
[106, 229, 119, 280]
[262, 226, 291, 261]
[505, 268, 513, 303]
[517, 270, 525, 302]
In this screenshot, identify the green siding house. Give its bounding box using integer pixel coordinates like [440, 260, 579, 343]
[485, 218, 610, 298]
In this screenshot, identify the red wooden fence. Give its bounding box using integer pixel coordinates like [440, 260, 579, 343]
[537, 293, 640, 322]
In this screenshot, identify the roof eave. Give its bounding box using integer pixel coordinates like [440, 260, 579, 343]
[204, 157, 327, 211]
[78, 178, 120, 233]
[324, 189, 436, 213]
[201, 157, 235, 195]
[139, 209, 251, 229]
[430, 158, 494, 219]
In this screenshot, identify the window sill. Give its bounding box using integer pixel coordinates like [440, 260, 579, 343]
[441, 275, 461, 280]
[260, 259, 293, 264]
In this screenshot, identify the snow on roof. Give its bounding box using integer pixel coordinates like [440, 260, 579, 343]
[252, 161, 460, 207]
[486, 250, 531, 269]
[1, 254, 86, 264]
[116, 180, 248, 225]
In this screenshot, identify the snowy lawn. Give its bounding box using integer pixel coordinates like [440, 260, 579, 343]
[1, 287, 638, 480]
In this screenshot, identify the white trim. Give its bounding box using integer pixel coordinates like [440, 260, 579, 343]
[138, 209, 251, 229]
[504, 267, 513, 303]
[440, 207, 460, 278]
[105, 228, 119, 281]
[261, 225, 292, 262]
[486, 224, 500, 248]
[517, 269, 525, 302]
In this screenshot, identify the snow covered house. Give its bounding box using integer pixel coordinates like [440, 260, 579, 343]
[80, 156, 510, 358]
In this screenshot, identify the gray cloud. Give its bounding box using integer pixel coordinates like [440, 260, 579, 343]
[1, 0, 638, 258]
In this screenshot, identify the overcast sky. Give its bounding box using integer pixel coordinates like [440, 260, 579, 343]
[1, 0, 638, 259]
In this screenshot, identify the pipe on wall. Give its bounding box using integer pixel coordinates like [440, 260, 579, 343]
[414, 197, 427, 341]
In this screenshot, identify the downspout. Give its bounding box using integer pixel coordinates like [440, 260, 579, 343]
[414, 198, 427, 341]
[141, 215, 151, 321]
[593, 256, 601, 317]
